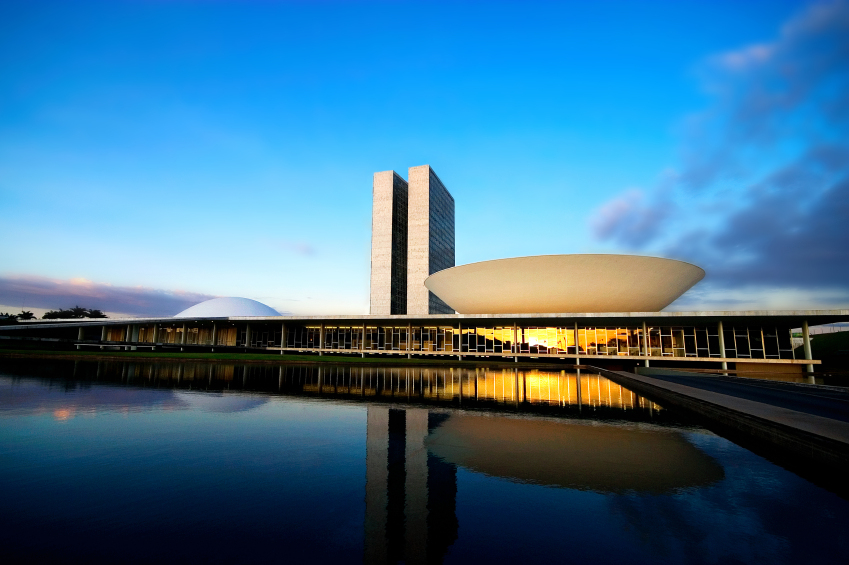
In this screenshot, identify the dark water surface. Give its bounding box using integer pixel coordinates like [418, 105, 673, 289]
[1, 359, 847, 564]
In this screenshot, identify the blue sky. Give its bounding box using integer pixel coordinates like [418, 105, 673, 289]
[1, 0, 847, 316]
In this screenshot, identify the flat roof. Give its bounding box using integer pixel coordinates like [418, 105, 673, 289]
[3, 309, 848, 330]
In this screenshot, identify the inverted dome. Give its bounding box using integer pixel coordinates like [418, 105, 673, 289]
[174, 297, 280, 318]
[424, 254, 704, 314]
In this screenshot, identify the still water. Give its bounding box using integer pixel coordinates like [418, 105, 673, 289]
[1, 358, 848, 564]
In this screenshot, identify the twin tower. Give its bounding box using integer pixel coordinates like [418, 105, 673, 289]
[370, 165, 455, 316]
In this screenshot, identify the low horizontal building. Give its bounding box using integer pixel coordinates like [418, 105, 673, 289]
[2, 309, 846, 375]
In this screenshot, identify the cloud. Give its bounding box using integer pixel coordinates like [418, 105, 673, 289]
[591, 1, 849, 307]
[591, 189, 673, 246]
[0, 274, 217, 317]
[264, 238, 317, 256]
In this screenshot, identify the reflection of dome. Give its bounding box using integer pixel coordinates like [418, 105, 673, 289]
[174, 297, 280, 318]
[174, 392, 269, 413]
[424, 254, 705, 314]
[426, 414, 723, 494]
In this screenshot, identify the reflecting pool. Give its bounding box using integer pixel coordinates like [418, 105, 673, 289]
[1, 359, 848, 564]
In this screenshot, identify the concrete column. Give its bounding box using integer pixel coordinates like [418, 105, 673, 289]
[100, 325, 107, 350]
[407, 323, 412, 359]
[718, 320, 727, 371]
[125, 324, 131, 350]
[211, 322, 217, 350]
[802, 320, 814, 374]
[642, 321, 650, 367]
[457, 322, 463, 361]
[181, 323, 187, 345]
[513, 323, 518, 362]
[130, 324, 140, 351]
[574, 322, 580, 367]
[280, 323, 286, 355]
[152, 323, 159, 344]
[76, 326, 84, 350]
[244, 323, 250, 349]
[361, 324, 366, 358]
[319, 323, 324, 356]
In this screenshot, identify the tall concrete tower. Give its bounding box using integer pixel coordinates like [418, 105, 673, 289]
[407, 165, 455, 315]
[369, 171, 408, 315]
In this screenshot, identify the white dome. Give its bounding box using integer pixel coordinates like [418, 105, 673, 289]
[174, 297, 280, 318]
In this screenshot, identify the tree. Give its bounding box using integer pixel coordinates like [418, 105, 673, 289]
[0, 312, 17, 326]
[17, 311, 35, 320]
[42, 306, 109, 319]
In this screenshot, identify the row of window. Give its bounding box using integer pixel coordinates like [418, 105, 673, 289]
[103, 323, 799, 360]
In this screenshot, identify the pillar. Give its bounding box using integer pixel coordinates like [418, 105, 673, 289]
[718, 320, 727, 371]
[407, 323, 412, 359]
[280, 323, 286, 355]
[100, 325, 106, 350]
[76, 326, 84, 349]
[319, 323, 324, 356]
[130, 324, 140, 351]
[181, 323, 187, 346]
[125, 324, 131, 350]
[513, 323, 518, 363]
[457, 322, 463, 361]
[152, 323, 159, 344]
[361, 324, 366, 358]
[211, 322, 217, 351]
[574, 322, 580, 368]
[802, 320, 814, 374]
[244, 323, 250, 349]
[642, 321, 649, 367]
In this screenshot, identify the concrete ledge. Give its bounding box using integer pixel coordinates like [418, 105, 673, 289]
[593, 367, 849, 470]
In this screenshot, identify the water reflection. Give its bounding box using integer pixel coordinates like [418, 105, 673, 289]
[0, 359, 667, 422]
[426, 413, 723, 494]
[3, 359, 849, 564]
[365, 408, 458, 564]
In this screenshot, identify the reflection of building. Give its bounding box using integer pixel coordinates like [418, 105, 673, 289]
[426, 412, 723, 494]
[365, 407, 457, 564]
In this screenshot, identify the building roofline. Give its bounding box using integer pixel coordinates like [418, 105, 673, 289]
[2, 309, 847, 331]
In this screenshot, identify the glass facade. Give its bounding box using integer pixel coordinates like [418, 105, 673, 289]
[272, 323, 797, 360]
[427, 169, 455, 315]
[93, 321, 799, 361]
[389, 174, 408, 314]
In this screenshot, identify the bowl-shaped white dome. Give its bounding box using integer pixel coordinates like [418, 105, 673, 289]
[424, 254, 705, 314]
[174, 297, 280, 318]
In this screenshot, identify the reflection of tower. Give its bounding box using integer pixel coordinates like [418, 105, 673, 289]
[364, 407, 457, 564]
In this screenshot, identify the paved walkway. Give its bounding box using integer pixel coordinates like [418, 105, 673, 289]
[642, 373, 849, 423]
[596, 369, 849, 464]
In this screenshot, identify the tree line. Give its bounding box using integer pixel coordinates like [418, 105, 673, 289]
[0, 306, 108, 324]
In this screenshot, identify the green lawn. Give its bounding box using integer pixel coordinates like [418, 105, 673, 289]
[796, 331, 849, 360]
